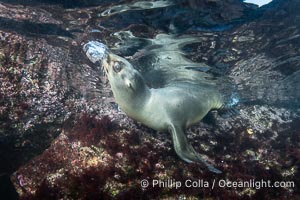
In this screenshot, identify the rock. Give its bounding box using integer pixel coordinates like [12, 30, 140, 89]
[0, 0, 299, 199]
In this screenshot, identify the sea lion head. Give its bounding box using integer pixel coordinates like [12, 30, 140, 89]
[83, 41, 145, 95]
[102, 53, 147, 100]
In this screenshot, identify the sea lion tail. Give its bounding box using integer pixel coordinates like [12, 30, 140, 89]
[169, 125, 222, 174]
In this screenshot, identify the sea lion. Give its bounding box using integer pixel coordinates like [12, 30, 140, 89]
[84, 41, 223, 173]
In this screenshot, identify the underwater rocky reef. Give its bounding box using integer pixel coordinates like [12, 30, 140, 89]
[0, 0, 299, 199]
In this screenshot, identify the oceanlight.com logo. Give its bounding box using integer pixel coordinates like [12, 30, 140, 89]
[140, 179, 295, 190]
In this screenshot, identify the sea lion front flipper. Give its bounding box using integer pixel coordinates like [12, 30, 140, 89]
[168, 124, 222, 174]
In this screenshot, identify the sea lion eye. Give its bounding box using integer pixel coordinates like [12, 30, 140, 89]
[113, 62, 122, 73]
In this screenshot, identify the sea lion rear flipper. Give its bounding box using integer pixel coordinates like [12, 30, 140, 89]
[168, 124, 222, 174]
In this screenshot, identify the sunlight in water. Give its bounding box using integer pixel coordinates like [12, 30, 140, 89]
[244, 0, 272, 7]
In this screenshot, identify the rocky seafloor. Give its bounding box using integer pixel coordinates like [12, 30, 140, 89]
[0, 0, 299, 199]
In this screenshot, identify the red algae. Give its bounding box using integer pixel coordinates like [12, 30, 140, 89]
[1, 0, 300, 199]
[10, 113, 299, 199]
[67, 114, 113, 146]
